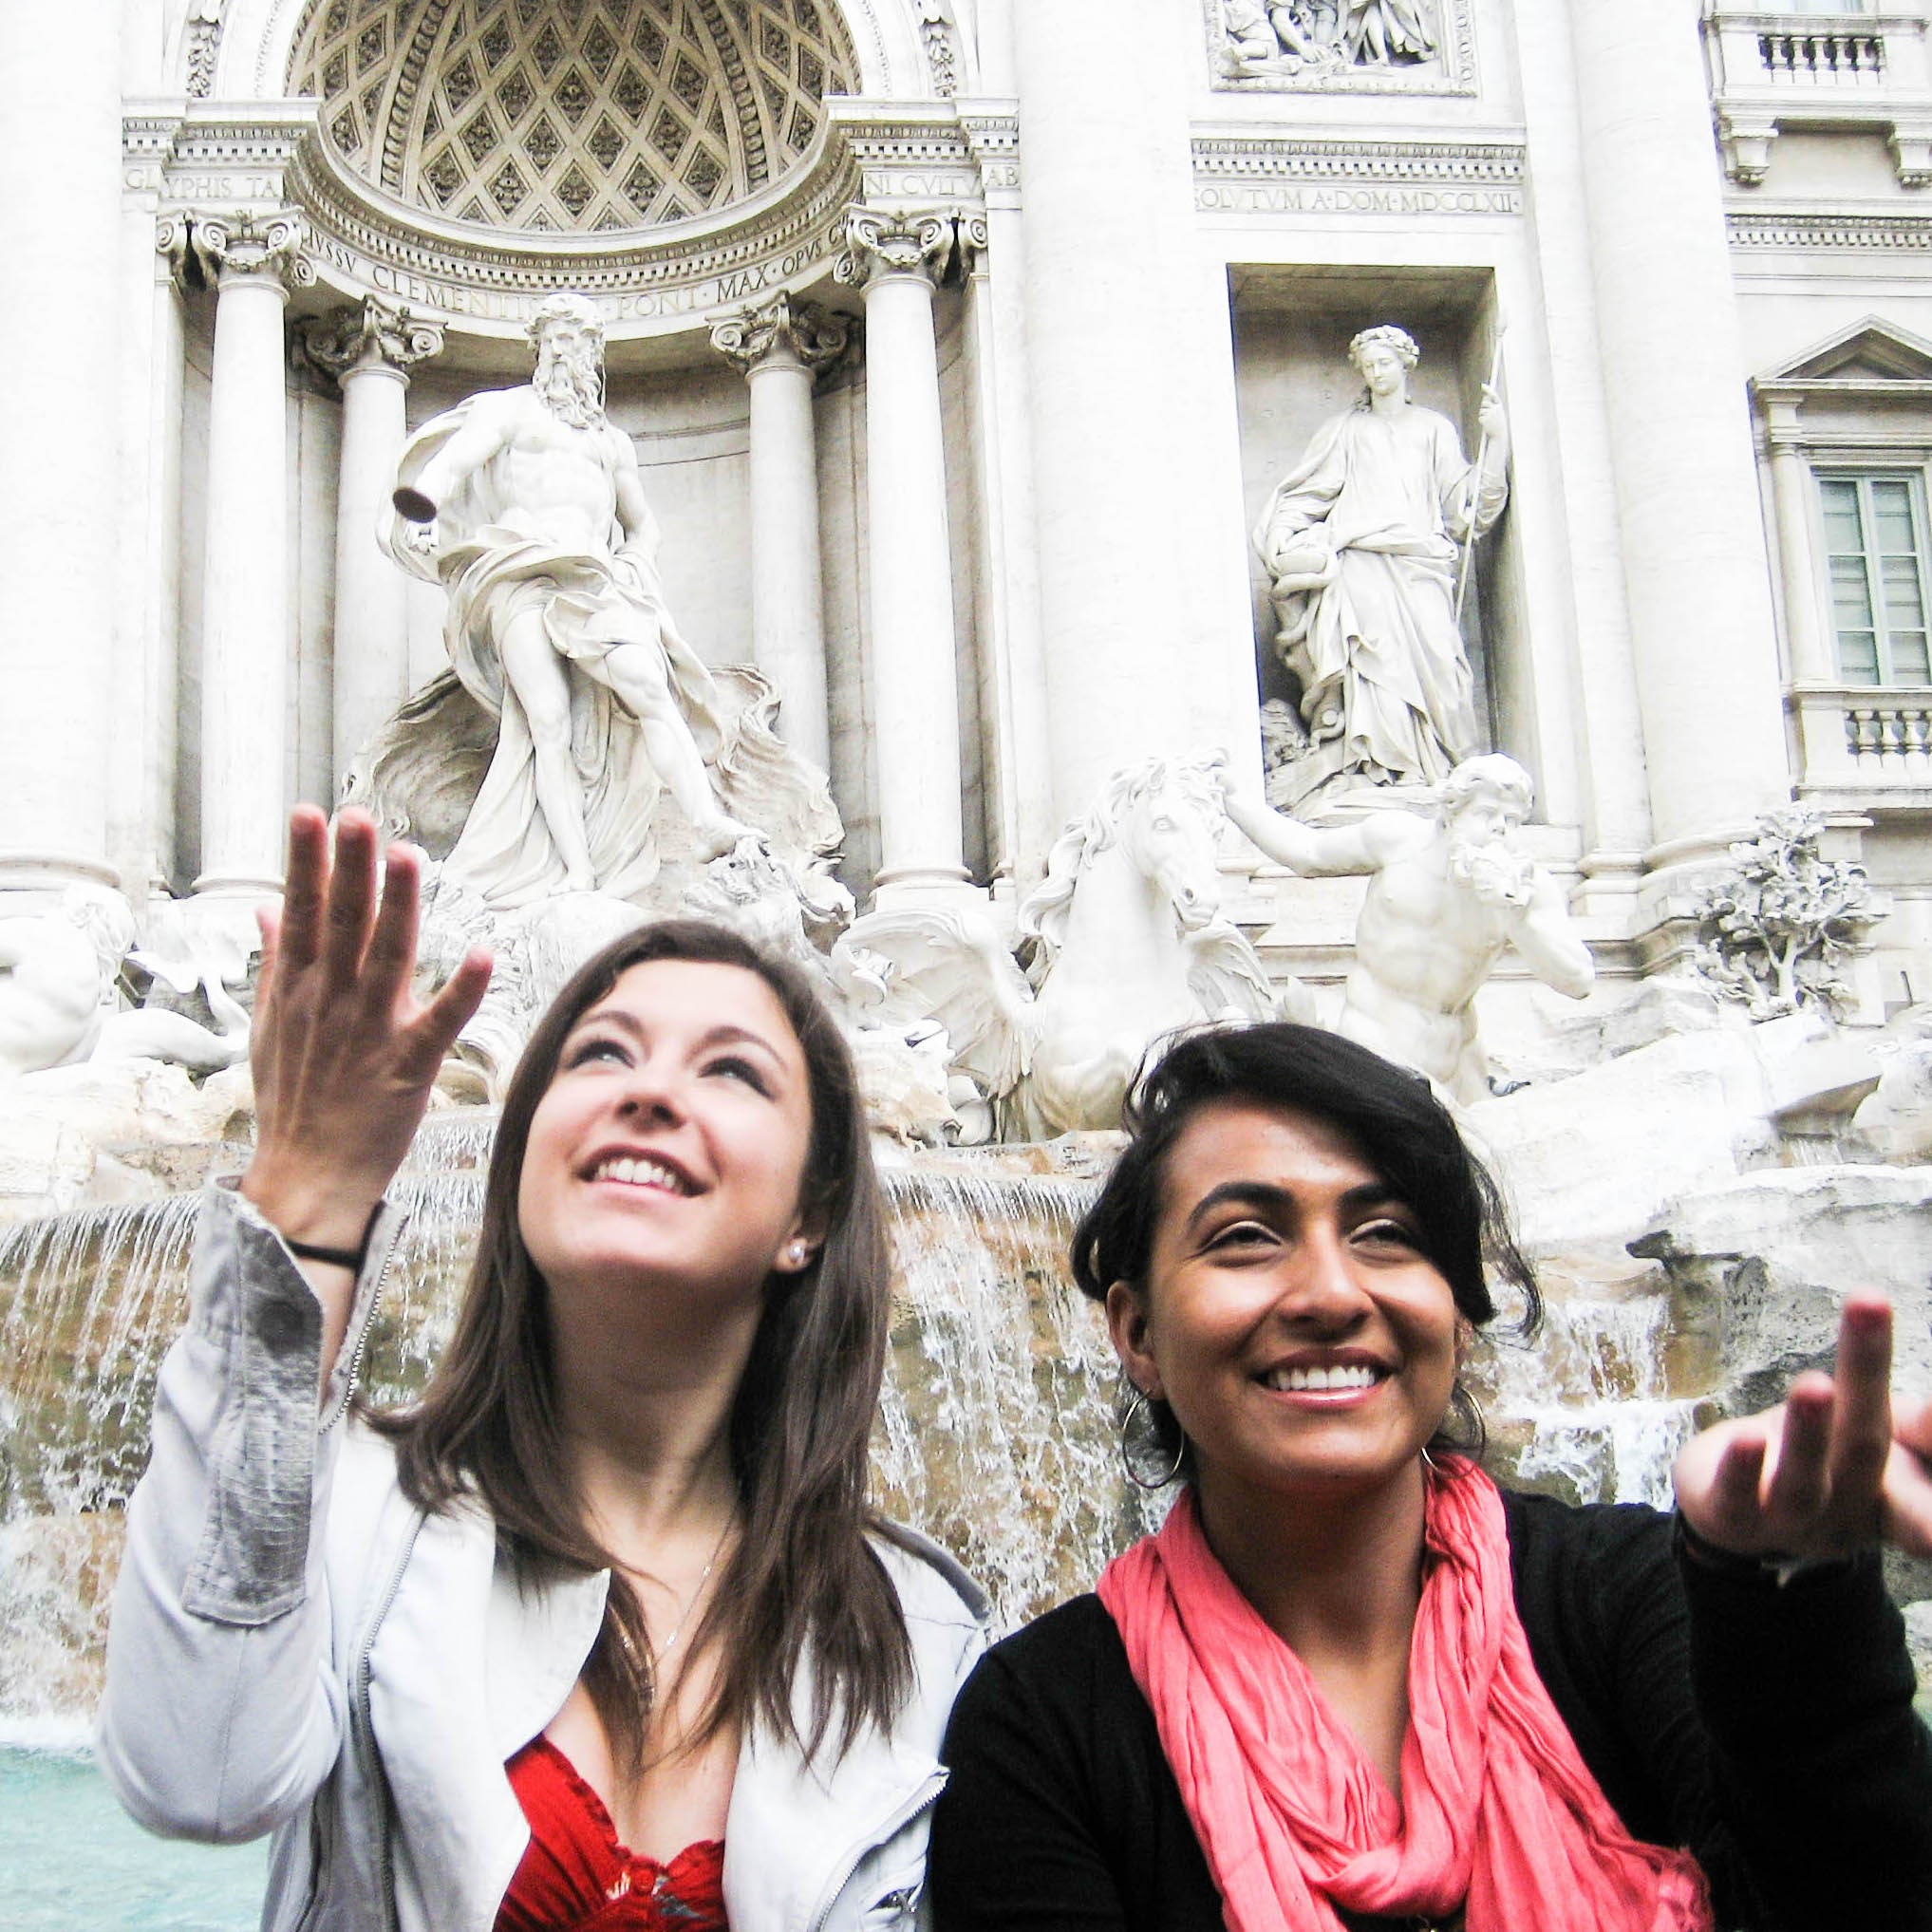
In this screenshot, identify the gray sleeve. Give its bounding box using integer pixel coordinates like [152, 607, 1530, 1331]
[96, 1180, 403, 1843]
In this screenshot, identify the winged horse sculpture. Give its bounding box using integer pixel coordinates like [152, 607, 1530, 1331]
[833, 754, 1289, 1140]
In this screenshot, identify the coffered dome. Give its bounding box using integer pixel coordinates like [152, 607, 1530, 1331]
[291, 0, 855, 233]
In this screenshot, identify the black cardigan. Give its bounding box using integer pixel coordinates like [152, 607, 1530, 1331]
[928, 1491, 1932, 1932]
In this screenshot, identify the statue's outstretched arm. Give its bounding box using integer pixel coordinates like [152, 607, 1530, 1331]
[411, 396, 513, 515]
[1227, 790, 1383, 877]
[1513, 872, 1595, 1000]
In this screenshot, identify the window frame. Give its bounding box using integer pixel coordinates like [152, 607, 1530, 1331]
[1812, 463, 1932, 688]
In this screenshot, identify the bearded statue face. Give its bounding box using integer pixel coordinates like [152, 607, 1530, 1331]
[532, 313, 606, 428]
[1444, 789, 1535, 909]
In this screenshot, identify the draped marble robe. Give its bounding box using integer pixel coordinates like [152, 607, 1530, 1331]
[380, 394, 727, 907]
[1252, 400, 1506, 791]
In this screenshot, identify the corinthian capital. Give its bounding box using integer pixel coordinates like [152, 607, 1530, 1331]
[296, 298, 445, 385]
[191, 210, 313, 293]
[709, 291, 851, 377]
[834, 207, 958, 291]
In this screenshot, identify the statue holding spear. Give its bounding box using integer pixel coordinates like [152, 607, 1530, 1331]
[1253, 323, 1510, 805]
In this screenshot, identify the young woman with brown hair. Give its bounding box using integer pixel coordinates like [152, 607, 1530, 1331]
[101, 806, 986, 1932]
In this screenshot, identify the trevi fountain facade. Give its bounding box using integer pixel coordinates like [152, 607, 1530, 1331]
[5, 0, 1932, 1852]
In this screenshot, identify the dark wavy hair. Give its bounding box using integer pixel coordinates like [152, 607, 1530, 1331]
[370, 919, 910, 1768]
[1070, 1022, 1540, 1482]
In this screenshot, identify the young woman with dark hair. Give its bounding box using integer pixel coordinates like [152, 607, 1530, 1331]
[100, 807, 986, 1932]
[929, 1021, 1932, 1932]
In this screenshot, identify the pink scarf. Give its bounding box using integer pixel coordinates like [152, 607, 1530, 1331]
[1097, 1461, 1714, 1932]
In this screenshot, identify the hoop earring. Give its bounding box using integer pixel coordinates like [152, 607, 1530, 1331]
[1419, 1444, 1440, 1476]
[1120, 1388, 1187, 1491]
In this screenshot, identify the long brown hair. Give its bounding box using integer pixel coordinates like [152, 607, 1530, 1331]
[369, 919, 911, 1767]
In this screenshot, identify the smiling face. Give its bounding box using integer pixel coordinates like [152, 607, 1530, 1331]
[516, 958, 820, 1331]
[1107, 1098, 1460, 1514]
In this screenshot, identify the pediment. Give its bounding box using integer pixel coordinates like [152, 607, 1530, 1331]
[1757, 316, 1932, 387]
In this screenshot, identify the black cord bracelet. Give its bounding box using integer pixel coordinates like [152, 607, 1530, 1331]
[1673, 1510, 1854, 1588]
[283, 1205, 382, 1274]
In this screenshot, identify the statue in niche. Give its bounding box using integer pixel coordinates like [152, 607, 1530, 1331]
[1227, 754, 1594, 1105]
[1251, 324, 1507, 810]
[1218, 0, 1435, 78]
[382, 290, 756, 907]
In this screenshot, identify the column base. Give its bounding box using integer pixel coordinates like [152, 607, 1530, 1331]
[0, 851, 122, 894]
[869, 870, 985, 916]
[1630, 823, 1770, 977]
[1569, 849, 1644, 924]
[190, 875, 284, 960]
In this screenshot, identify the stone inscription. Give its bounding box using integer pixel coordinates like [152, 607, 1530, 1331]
[1196, 182, 1521, 216]
[302, 229, 837, 324]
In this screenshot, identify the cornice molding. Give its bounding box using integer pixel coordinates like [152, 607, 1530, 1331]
[1728, 210, 1932, 252]
[1192, 131, 1525, 216]
[129, 96, 994, 338]
[1192, 132, 1522, 183]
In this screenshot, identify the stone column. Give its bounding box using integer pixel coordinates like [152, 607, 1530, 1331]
[1008, 0, 1261, 823]
[834, 207, 972, 902]
[192, 212, 310, 900]
[298, 298, 443, 789]
[0, 0, 122, 891]
[708, 292, 847, 774]
[1567, 0, 1791, 878]
[1763, 397, 1831, 685]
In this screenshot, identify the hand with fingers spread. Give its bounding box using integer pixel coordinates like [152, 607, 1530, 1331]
[241, 805, 491, 1288]
[1673, 1292, 1932, 1567]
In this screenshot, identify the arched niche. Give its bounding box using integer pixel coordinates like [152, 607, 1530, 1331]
[197, 0, 933, 106]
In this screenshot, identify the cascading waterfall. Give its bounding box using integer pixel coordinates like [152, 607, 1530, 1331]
[1474, 1292, 1703, 1509]
[0, 1122, 1154, 1733]
[0, 1110, 1704, 1738]
[872, 1167, 1163, 1629]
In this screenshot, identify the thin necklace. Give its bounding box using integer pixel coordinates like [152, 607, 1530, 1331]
[644, 1518, 732, 1674]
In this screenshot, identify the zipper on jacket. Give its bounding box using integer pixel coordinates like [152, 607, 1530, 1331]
[352, 1505, 425, 1932]
[321, 1224, 400, 1432]
[803, 1769, 947, 1932]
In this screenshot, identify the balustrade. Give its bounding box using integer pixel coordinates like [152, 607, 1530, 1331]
[1790, 683, 1932, 799]
[1706, 9, 1932, 184]
[1755, 28, 1887, 84]
[1845, 699, 1932, 763]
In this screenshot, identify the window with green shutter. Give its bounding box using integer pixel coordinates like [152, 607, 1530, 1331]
[1817, 473, 1932, 686]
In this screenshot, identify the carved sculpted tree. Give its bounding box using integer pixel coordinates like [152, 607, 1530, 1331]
[1692, 807, 1882, 1020]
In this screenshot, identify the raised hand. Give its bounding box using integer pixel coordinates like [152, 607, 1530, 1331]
[1673, 1293, 1932, 1566]
[242, 806, 491, 1264]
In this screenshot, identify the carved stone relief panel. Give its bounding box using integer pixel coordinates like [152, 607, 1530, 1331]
[1205, 0, 1477, 98]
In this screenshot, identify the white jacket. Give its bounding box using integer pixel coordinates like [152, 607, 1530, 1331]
[99, 1182, 989, 1932]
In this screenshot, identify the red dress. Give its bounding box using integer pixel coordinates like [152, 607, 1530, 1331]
[496, 1735, 728, 1931]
